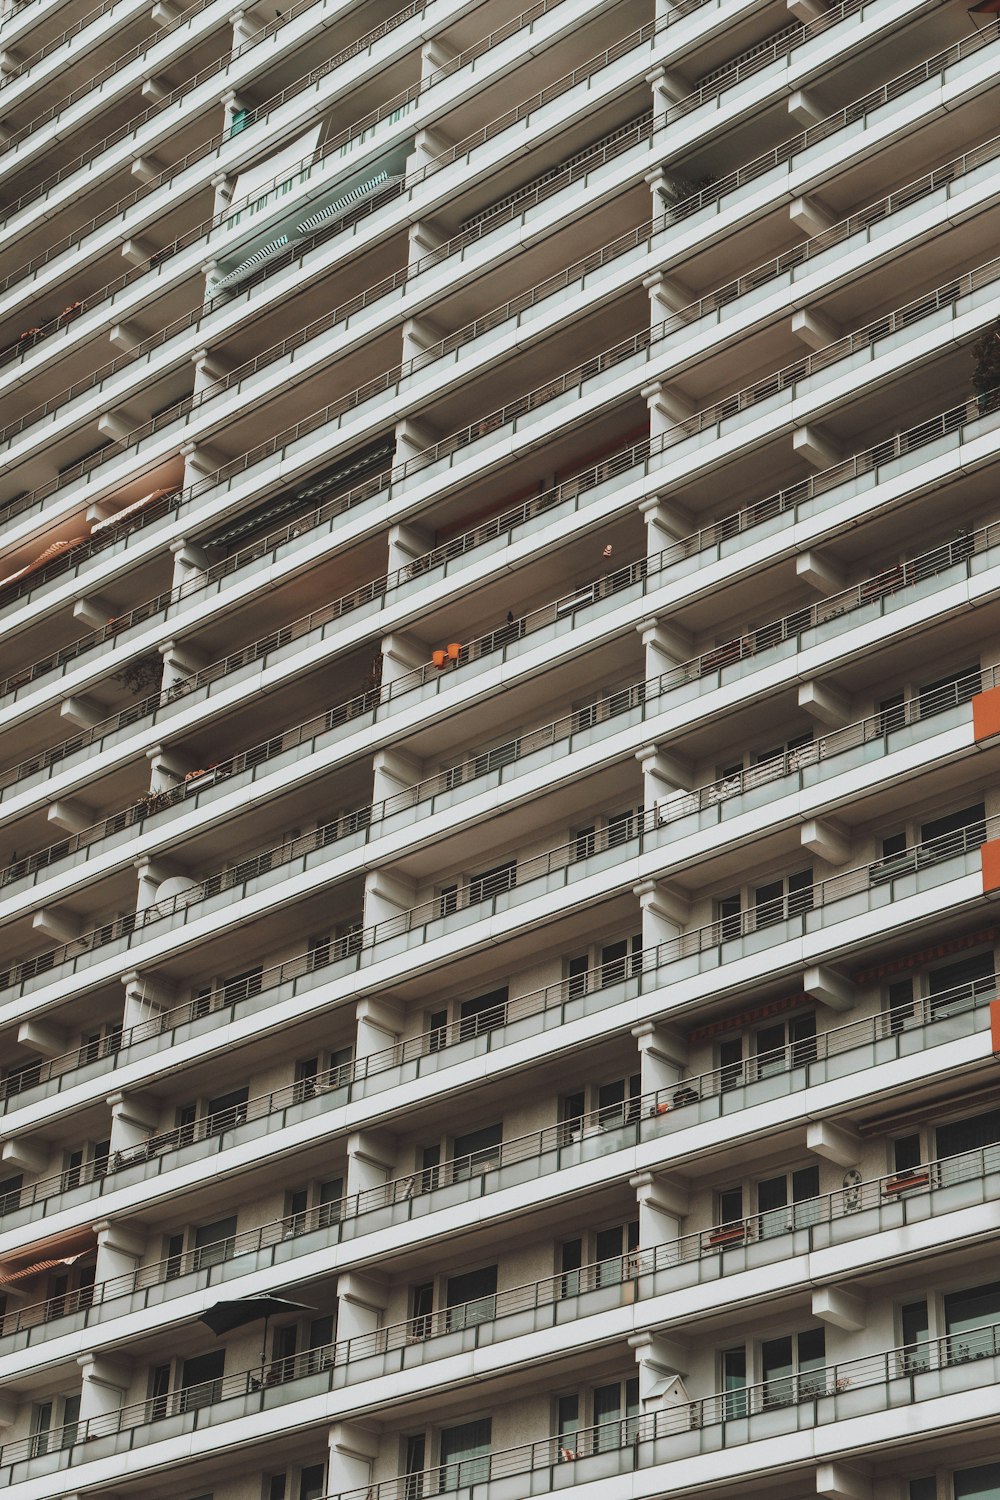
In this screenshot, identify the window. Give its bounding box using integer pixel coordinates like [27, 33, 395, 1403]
[937, 1108, 1000, 1162]
[439, 1417, 491, 1487]
[596, 1074, 641, 1128]
[756, 1166, 820, 1234]
[180, 1350, 224, 1412]
[600, 935, 642, 986]
[955, 1461, 1000, 1497]
[458, 987, 508, 1041]
[404, 1435, 426, 1499]
[573, 825, 595, 861]
[206, 1087, 248, 1134]
[607, 810, 636, 848]
[469, 860, 516, 904]
[761, 1328, 825, 1406]
[307, 935, 331, 971]
[921, 802, 986, 858]
[560, 1238, 583, 1298]
[893, 1134, 922, 1172]
[944, 1280, 1000, 1339]
[754, 1012, 816, 1076]
[719, 1037, 743, 1092]
[222, 966, 262, 1004]
[929, 951, 994, 1016]
[721, 1346, 747, 1418]
[193, 1215, 237, 1269]
[556, 1393, 580, 1447]
[445, 1265, 497, 1329]
[918, 665, 979, 717]
[900, 1300, 929, 1372]
[149, 1363, 171, 1420]
[753, 869, 812, 929]
[718, 894, 742, 941]
[295, 1057, 319, 1101]
[438, 883, 458, 918]
[593, 1377, 639, 1451]
[878, 692, 906, 735]
[886, 976, 916, 1034]
[594, 1220, 639, 1286]
[717, 1186, 743, 1228]
[567, 953, 589, 1001]
[452, 1123, 502, 1180]
[428, 1009, 448, 1053]
[908, 1481, 936, 1500]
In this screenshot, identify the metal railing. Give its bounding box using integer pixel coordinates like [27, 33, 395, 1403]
[1, 833, 993, 1231]
[1, 976, 994, 1342]
[1, 120, 995, 634]
[0, 0, 942, 513]
[0, 508, 991, 997]
[0, 227, 990, 738]
[4, 1286, 999, 1476]
[1, 6, 991, 537]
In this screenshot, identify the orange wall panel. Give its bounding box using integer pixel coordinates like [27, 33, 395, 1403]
[972, 686, 1000, 742]
[982, 840, 1000, 894]
[992, 999, 1000, 1055]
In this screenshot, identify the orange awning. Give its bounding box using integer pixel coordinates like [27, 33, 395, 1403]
[0, 1229, 95, 1285]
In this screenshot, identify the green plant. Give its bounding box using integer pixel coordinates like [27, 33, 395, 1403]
[971, 318, 1000, 411]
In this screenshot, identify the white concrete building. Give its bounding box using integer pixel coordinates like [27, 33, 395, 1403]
[0, 0, 999, 1496]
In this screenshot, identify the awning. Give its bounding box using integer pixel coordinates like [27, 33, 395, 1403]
[294, 170, 398, 235]
[211, 235, 291, 292]
[0, 536, 86, 592]
[90, 488, 175, 535]
[0, 1229, 95, 1285]
[227, 125, 322, 215]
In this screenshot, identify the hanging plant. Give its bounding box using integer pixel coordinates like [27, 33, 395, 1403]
[971, 317, 1000, 412]
[112, 653, 162, 696]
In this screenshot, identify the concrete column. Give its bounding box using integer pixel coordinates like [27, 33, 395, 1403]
[336, 1270, 389, 1345]
[387, 520, 434, 576]
[394, 414, 439, 466]
[637, 616, 693, 677]
[212, 172, 235, 218]
[793, 424, 842, 471]
[632, 1021, 688, 1095]
[72, 594, 114, 631]
[121, 969, 175, 1031]
[145, 743, 193, 793]
[628, 1330, 690, 1408]
[792, 307, 840, 352]
[408, 217, 449, 267]
[804, 965, 857, 1013]
[32, 907, 81, 945]
[789, 193, 835, 237]
[380, 631, 427, 687]
[345, 1130, 395, 1198]
[130, 155, 165, 185]
[180, 439, 224, 488]
[410, 123, 455, 175]
[421, 33, 458, 76]
[134, 856, 180, 912]
[638, 494, 694, 554]
[60, 695, 105, 730]
[630, 1171, 689, 1245]
[796, 550, 845, 594]
[327, 1421, 380, 1494]
[633, 878, 690, 949]
[646, 64, 689, 125]
[16, 1017, 67, 1058]
[816, 1462, 873, 1500]
[371, 746, 423, 807]
[644, 271, 694, 323]
[2, 1137, 49, 1174]
[121, 236, 159, 268]
[643, 378, 693, 442]
[158, 638, 205, 693]
[77, 1354, 130, 1423]
[789, 0, 827, 19]
[140, 75, 170, 105]
[798, 679, 850, 728]
[635, 743, 692, 818]
[363, 868, 417, 930]
[109, 322, 143, 354]
[191, 347, 229, 396]
[806, 1118, 862, 1169]
[801, 818, 849, 865]
[401, 313, 446, 368]
[813, 1285, 867, 1331]
[787, 89, 826, 129]
[46, 798, 93, 836]
[170, 537, 212, 592]
[93, 1219, 146, 1285]
[106, 1091, 160, 1154]
[151, 0, 181, 25]
[355, 996, 404, 1065]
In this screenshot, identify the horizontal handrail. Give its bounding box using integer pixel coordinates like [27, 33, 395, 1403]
[1, 835, 992, 1227]
[1, 6, 991, 536]
[0, 0, 957, 522]
[0, 110, 992, 622]
[4, 1259, 999, 1473]
[0, 505, 991, 996]
[1, 976, 994, 1342]
[1, 656, 985, 1108]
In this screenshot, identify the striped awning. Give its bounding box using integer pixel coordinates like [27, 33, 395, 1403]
[294, 170, 397, 236]
[0, 1230, 95, 1286]
[211, 234, 291, 292]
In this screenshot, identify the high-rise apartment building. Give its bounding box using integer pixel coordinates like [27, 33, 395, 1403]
[0, 0, 999, 1496]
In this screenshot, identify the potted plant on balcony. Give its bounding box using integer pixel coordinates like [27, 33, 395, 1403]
[971, 317, 1000, 413]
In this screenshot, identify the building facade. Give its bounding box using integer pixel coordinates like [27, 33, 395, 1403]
[0, 0, 999, 1496]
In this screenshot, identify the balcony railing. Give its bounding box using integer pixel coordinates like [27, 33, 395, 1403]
[0, 496, 988, 998]
[1, 8, 993, 554]
[0, 652, 984, 1127]
[4, 1291, 999, 1481]
[1, 249, 992, 809]
[0, 898, 991, 1249]
[2, 977, 990, 1345]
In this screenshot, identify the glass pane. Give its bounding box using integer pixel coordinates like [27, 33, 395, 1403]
[955, 1463, 1000, 1499]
